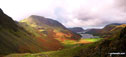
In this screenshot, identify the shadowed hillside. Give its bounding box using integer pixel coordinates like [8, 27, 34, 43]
[0, 8, 47, 55]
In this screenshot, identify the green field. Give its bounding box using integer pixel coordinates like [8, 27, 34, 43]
[80, 38, 102, 42]
[62, 38, 102, 48]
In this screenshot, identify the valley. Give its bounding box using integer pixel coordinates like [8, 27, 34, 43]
[5, 38, 102, 57]
[0, 7, 126, 57]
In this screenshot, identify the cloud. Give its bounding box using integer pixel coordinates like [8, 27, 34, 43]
[116, 0, 126, 12]
[60, 0, 126, 28]
[0, 0, 126, 29]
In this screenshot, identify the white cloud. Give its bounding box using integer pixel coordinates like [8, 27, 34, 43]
[0, 0, 126, 28]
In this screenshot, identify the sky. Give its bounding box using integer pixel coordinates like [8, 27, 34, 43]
[0, 0, 126, 29]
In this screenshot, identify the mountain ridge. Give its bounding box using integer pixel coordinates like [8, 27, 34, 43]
[20, 15, 81, 41]
[68, 27, 84, 33]
[22, 15, 67, 29]
[85, 23, 126, 37]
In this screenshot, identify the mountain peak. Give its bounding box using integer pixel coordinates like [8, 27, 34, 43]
[0, 8, 4, 15]
[23, 15, 66, 29]
[0, 8, 18, 29]
[0, 8, 3, 12]
[68, 27, 84, 32]
[29, 15, 45, 19]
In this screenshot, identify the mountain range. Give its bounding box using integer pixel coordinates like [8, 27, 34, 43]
[85, 23, 126, 38]
[1, 8, 126, 57]
[0, 9, 81, 56]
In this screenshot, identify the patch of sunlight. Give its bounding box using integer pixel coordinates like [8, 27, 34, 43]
[39, 29, 45, 32]
[80, 38, 102, 42]
[31, 24, 37, 27]
[20, 19, 27, 22]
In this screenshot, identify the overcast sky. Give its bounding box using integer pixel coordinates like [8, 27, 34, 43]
[0, 0, 125, 29]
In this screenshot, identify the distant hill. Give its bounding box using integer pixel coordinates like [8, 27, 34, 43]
[68, 27, 84, 33]
[106, 23, 126, 26]
[85, 29, 102, 36]
[85, 23, 126, 37]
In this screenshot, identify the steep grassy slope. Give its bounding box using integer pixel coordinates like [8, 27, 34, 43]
[0, 9, 63, 56]
[18, 22, 64, 51]
[6, 25, 126, 57]
[0, 9, 42, 55]
[20, 15, 81, 42]
[5, 38, 102, 57]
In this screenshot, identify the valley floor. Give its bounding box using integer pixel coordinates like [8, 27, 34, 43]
[5, 38, 102, 57]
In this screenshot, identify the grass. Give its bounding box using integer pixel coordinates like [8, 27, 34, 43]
[5, 38, 103, 57]
[62, 38, 102, 48]
[61, 40, 77, 48]
[6, 44, 93, 57]
[80, 38, 103, 42]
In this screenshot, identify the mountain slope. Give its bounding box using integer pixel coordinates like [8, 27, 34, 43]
[68, 27, 84, 33]
[77, 26, 126, 57]
[86, 23, 126, 37]
[20, 15, 81, 42]
[16, 24, 126, 57]
[6, 26, 126, 57]
[0, 9, 64, 56]
[0, 9, 42, 54]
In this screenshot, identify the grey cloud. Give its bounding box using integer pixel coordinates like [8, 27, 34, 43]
[62, 0, 126, 28]
[116, 0, 126, 12]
